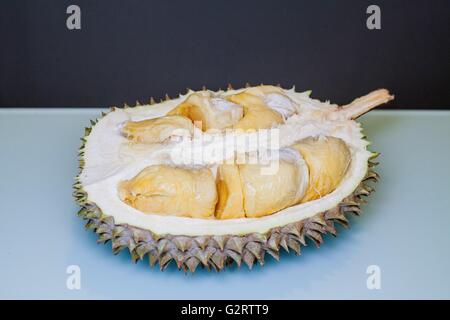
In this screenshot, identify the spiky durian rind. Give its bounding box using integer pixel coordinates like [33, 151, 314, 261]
[74, 87, 379, 272]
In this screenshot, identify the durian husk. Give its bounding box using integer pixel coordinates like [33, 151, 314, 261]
[74, 86, 380, 272]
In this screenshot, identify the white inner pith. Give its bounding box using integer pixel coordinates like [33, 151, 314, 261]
[80, 87, 372, 236]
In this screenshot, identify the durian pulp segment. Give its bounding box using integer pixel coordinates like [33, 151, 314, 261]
[80, 86, 373, 236]
[215, 164, 245, 219]
[240, 85, 299, 120]
[238, 149, 309, 218]
[227, 92, 284, 130]
[121, 115, 194, 144]
[291, 136, 352, 203]
[167, 91, 243, 131]
[118, 165, 217, 218]
[215, 149, 309, 219]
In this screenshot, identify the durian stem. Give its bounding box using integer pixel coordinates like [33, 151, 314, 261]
[337, 89, 394, 119]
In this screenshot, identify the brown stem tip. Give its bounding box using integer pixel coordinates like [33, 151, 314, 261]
[338, 89, 395, 119]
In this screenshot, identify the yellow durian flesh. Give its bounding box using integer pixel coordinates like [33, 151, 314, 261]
[168, 92, 243, 131]
[117, 135, 350, 219]
[291, 136, 351, 203]
[118, 165, 218, 218]
[215, 164, 245, 219]
[239, 85, 298, 120]
[238, 156, 306, 218]
[242, 85, 284, 96]
[122, 115, 194, 144]
[227, 92, 284, 131]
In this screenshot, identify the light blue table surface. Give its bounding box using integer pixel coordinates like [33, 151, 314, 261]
[0, 108, 449, 300]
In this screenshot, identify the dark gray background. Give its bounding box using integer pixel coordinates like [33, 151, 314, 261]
[1, 0, 449, 108]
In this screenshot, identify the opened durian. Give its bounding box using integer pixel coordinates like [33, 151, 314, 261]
[74, 84, 393, 272]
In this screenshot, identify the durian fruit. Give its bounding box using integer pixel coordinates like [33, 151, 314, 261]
[291, 136, 351, 203]
[167, 91, 243, 131]
[74, 84, 393, 272]
[122, 115, 194, 143]
[118, 165, 217, 218]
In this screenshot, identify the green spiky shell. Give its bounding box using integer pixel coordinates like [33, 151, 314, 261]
[73, 86, 379, 272]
